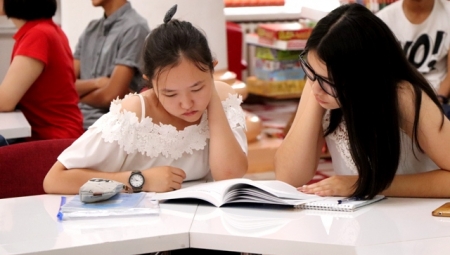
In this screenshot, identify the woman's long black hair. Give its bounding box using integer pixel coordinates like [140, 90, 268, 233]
[305, 3, 443, 199]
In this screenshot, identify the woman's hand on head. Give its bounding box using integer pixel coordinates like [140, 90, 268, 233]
[142, 166, 186, 192]
[297, 175, 358, 197]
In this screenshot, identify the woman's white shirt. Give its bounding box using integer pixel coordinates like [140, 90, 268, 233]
[323, 111, 438, 175]
[58, 93, 248, 181]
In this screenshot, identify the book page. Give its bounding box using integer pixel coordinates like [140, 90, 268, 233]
[247, 180, 320, 200]
[224, 186, 323, 207]
[155, 179, 322, 207]
[155, 179, 250, 207]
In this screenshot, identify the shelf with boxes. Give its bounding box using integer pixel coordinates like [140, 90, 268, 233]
[241, 21, 333, 174]
[244, 22, 312, 99]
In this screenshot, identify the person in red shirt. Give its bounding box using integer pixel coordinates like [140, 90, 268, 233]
[0, 0, 83, 141]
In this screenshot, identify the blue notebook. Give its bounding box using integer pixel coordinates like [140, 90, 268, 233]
[61, 193, 146, 212]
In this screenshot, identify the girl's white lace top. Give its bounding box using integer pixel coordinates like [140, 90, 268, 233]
[322, 111, 437, 175]
[58, 93, 248, 181]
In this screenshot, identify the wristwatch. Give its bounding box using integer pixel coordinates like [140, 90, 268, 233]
[129, 170, 145, 193]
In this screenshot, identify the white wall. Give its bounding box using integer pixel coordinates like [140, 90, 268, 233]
[0, 16, 13, 29]
[0, 34, 14, 80]
[60, 0, 228, 71]
[0, 16, 15, 79]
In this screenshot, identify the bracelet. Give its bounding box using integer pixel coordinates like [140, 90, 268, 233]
[437, 95, 448, 104]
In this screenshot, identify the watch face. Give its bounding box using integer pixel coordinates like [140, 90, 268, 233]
[130, 173, 144, 188]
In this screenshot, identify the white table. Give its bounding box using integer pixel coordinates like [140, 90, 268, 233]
[0, 195, 197, 255]
[189, 198, 450, 255]
[3, 193, 450, 255]
[0, 111, 31, 139]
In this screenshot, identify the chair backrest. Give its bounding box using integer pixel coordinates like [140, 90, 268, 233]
[0, 139, 75, 199]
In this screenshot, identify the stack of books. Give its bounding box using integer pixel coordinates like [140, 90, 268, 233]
[224, 0, 285, 7]
[247, 23, 312, 98]
[255, 23, 310, 49]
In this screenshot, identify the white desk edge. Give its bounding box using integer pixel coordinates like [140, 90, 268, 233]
[0, 111, 31, 139]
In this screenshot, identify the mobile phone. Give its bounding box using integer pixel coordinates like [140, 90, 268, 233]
[432, 202, 450, 217]
[79, 178, 125, 203]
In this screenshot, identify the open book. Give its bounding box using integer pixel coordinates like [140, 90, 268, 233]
[155, 178, 385, 211]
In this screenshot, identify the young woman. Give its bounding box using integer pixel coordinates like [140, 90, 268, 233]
[43, 5, 248, 194]
[0, 0, 84, 141]
[275, 3, 450, 199]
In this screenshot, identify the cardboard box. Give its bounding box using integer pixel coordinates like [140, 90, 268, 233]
[255, 46, 302, 61]
[246, 33, 306, 51]
[254, 68, 305, 81]
[246, 76, 305, 97]
[254, 58, 301, 71]
[256, 23, 312, 41]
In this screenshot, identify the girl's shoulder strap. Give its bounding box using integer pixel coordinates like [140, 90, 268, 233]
[136, 93, 146, 121]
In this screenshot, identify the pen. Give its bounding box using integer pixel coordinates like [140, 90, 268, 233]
[56, 196, 66, 221]
[337, 197, 361, 204]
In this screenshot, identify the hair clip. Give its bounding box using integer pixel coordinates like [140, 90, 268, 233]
[164, 4, 177, 24]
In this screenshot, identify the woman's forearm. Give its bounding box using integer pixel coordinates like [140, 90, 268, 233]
[275, 87, 326, 187]
[383, 170, 450, 197]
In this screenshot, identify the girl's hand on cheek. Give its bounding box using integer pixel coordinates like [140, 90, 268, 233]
[297, 175, 358, 197]
[142, 166, 186, 192]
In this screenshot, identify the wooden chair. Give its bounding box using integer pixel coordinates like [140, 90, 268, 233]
[0, 139, 75, 199]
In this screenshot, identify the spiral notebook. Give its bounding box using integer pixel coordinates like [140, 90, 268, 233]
[296, 195, 385, 212]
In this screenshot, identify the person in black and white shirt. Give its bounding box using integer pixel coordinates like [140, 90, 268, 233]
[377, 0, 450, 115]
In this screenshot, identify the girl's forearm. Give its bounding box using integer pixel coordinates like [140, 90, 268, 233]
[208, 92, 248, 180]
[43, 162, 129, 195]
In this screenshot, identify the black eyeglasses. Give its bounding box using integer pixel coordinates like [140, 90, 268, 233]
[299, 52, 337, 98]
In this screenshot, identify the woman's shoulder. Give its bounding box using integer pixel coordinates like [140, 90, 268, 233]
[25, 20, 58, 37]
[396, 80, 435, 112]
[396, 80, 444, 133]
[117, 91, 158, 121]
[397, 80, 418, 121]
[213, 81, 246, 130]
[214, 81, 238, 101]
[397, 80, 415, 101]
[214, 81, 244, 110]
[119, 93, 145, 120]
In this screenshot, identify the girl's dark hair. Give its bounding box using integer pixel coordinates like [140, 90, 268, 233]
[143, 7, 213, 88]
[4, 0, 57, 20]
[306, 3, 443, 199]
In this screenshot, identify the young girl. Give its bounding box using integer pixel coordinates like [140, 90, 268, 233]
[275, 3, 450, 199]
[43, 5, 248, 194]
[0, 0, 83, 141]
